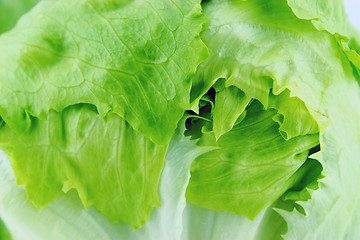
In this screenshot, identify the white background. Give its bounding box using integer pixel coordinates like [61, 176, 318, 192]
[345, 0, 360, 31]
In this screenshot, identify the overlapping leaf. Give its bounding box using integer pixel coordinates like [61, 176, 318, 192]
[0, 104, 168, 228]
[186, 100, 318, 219]
[0, 0, 207, 144]
[0, 0, 359, 238]
[0, 0, 208, 229]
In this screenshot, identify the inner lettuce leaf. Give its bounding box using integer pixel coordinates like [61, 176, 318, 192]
[186, 100, 319, 219]
[285, 0, 360, 78]
[0, 0, 208, 145]
[182, 159, 324, 240]
[188, 0, 360, 237]
[212, 86, 250, 140]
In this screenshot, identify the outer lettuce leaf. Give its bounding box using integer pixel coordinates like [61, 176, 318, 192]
[342, 24, 360, 78]
[182, 200, 301, 240]
[0, 0, 40, 34]
[0, 125, 213, 239]
[0, 139, 298, 240]
[0, 0, 208, 228]
[0, 104, 167, 229]
[278, 78, 360, 239]
[287, 0, 348, 35]
[286, 0, 360, 79]
[192, 0, 347, 110]
[0, 0, 207, 145]
[186, 100, 318, 219]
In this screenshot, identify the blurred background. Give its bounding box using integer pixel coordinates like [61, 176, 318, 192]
[345, 0, 360, 31]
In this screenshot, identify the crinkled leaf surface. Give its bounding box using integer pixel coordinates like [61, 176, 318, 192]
[0, 0, 359, 239]
[287, 0, 348, 35]
[0, 0, 207, 145]
[192, 0, 347, 112]
[282, 158, 323, 202]
[286, 0, 360, 78]
[0, 0, 208, 229]
[186, 101, 318, 219]
[278, 76, 360, 239]
[268, 90, 319, 140]
[0, 145, 290, 240]
[188, 0, 360, 236]
[0, 125, 213, 240]
[342, 24, 360, 76]
[0, 104, 167, 228]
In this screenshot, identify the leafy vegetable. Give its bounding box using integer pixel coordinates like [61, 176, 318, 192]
[0, 0, 359, 239]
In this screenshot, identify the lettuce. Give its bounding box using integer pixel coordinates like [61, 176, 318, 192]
[0, 0, 359, 239]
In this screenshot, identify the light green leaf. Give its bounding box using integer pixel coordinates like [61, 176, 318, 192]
[187, 0, 359, 235]
[213, 86, 250, 140]
[186, 101, 319, 219]
[0, 104, 167, 229]
[287, 0, 348, 35]
[279, 78, 360, 239]
[0, 0, 207, 145]
[282, 158, 323, 202]
[340, 25, 360, 79]
[286, 0, 360, 83]
[181, 199, 292, 240]
[191, 0, 348, 118]
[0, 123, 213, 239]
[181, 203, 266, 240]
[268, 89, 319, 140]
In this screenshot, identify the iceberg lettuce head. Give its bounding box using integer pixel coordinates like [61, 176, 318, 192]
[0, 0, 359, 239]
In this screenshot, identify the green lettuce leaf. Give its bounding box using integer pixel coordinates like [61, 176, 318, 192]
[278, 76, 360, 239]
[268, 90, 319, 140]
[286, 0, 348, 35]
[286, 0, 360, 81]
[0, 142, 307, 240]
[187, 0, 360, 235]
[212, 86, 250, 140]
[0, 0, 359, 238]
[0, 0, 208, 229]
[0, 0, 207, 145]
[0, 104, 167, 228]
[186, 100, 318, 219]
[0, 123, 213, 239]
[192, 0, 348, 111]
